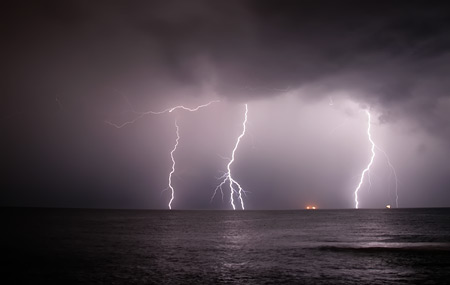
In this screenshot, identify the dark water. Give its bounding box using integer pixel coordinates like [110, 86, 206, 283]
[2, 208, 450, 284]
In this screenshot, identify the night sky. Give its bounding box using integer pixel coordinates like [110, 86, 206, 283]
[2, 0, 450, 209]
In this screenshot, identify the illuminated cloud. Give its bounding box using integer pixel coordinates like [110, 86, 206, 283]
[2, 1, 450, 208]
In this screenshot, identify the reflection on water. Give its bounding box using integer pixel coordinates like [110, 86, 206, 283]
[2, 208, 450, 284]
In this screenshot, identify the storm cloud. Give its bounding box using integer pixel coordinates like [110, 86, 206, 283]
[2, 0, 450, 209]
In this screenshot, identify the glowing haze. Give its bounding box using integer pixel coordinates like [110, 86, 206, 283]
[2, 1, 450, 209]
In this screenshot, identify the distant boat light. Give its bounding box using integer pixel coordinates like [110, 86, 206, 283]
[306, 206, 317, 210]
[386, 205, 391, 209]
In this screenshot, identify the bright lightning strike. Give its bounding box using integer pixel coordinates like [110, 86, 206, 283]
[105, 100, 219, 209]
[167, 120, 180, 210]
[354, 110, 376, 209]
[213, 104, 248, 210]
[353, 110, 400, 209]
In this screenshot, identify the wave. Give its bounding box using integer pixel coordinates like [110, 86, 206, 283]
[316, 243, 450, 253]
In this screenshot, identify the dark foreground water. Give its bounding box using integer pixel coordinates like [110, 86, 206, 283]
[1, 208, 450, 284]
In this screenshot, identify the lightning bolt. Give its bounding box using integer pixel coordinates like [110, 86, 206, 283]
[212, 104, 248, 210]
[167, 120, 180, 210]
[376, 146, 399, 208]
[354, 109, 400, 208]
[105, 100, 219, 209]
[354, 110, 376, 209]
[105, 100, 220, 128]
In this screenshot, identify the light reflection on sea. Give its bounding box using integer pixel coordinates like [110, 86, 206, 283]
[2, 208, 450, 284]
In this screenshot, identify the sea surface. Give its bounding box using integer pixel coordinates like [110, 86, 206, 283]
[1, 208, 450, 284]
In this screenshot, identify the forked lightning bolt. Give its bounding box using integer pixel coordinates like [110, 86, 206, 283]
[105, 100, 219, 209]
[354, 110, 376, 209]
[167, 120, 180, 210]
[354, 110, 399, 208]
[213, 104, 248, 210]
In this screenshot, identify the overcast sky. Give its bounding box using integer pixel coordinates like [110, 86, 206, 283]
[2, 0, 450, 209]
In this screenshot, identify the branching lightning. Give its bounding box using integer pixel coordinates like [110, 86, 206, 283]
[354, 109, 399, 208]
[105, 99, 219, 209]
[212, 104, 248, 210]
[354, 110, 376, 209]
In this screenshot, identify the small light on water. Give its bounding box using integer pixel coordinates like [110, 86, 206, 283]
[386, 205, 391, 209]
[306, 206, 317, 210]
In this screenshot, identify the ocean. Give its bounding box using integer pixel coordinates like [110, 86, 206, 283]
[2, 208, 450, 284]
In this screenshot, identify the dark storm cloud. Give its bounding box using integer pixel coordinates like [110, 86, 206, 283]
[2, 0, 450, 208]
[4, 1, 450, 102]
[3, 1, 450, 123]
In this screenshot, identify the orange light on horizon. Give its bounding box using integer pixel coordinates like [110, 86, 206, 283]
[306, 206, 317, 210]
